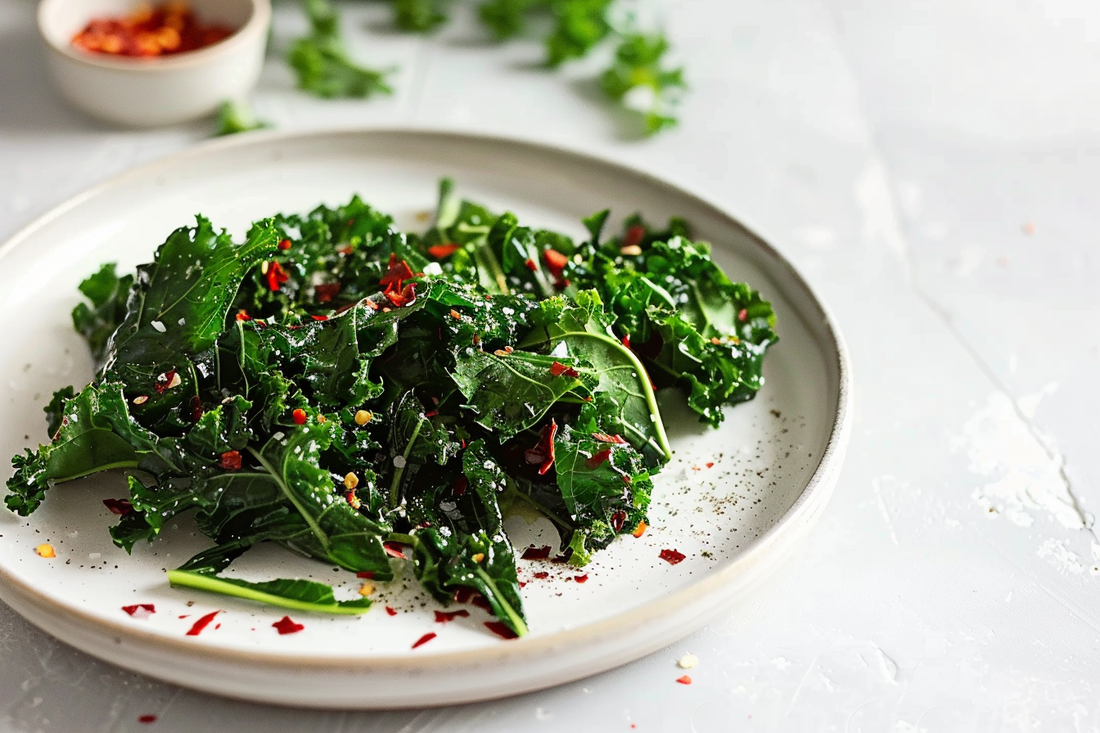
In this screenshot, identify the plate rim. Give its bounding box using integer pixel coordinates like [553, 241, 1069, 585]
[0, 127, 852, 672]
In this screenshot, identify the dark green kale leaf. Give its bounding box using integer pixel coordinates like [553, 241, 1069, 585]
[103, 216, 279, 377]
[410, 442, 526, 636]
[520, 290, 671, 466]
[553, 406, 653, 564]
[71, 264, 134, 365]
[600, 32, 687, 135]
[5, 382, 188, 516]
[289, 0, 393, 99]
[452, 350, 594, 439]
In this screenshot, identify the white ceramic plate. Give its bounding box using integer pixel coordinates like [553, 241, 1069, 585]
[0, 130, 850, 709]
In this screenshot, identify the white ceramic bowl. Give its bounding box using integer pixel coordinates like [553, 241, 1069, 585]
[37, 0, 271, 127]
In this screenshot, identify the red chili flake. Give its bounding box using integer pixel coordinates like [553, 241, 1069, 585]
[574, 574, 589, 583]
[362, 298, 380, 311]
[524, 420, 557, 475]
[471, 594, 492, 612]
[265, 261, 290, 292]
[292, 408, 307, 425]
[278, 238, 292, 251]
[453, 587, 475, 604]
[272, 616, 305, 635]
[551, 554, 569, 564]
[103, 498, 133, 516]
[621, 334, 631, 349]
[122, 603, 155, 616]
[189, 394, 204, 422]
[610, 510, 627, 532]
[380, 254, 415, 289]
[434, 610, 471, 623]
[355, 571, 374, 579]
[235, 310, 251, 322]
[632, 520, 648, 538]
[705, 462, 714, 468]
[484, 621, 518, 640]
[524, 258, 538, 272]
[411, 632, 437, 649]
[385, 606, 398, 616]
[586, 449, 612, 469]
[310, 315, 328, 322]
[384, 281, 417, 308]
[738, 308, 748, 322]
[424, 410, 439, 418]
[532, 571, 549, 580]
[153, 369, 176, 394]
[383, 542, 408, 559]
[452, 476, 469, 497]
[676, 675, 693, 685]
[185, 611, 220, 636]
[659, 549, 686, 565]
[219, 450, 241, 470]
[623, 224, 647, 249]
[549, 361, 580, 378]
[138, 715, 158, 724]
[542, 248, 569, 279]
[593, 432, 627, 444]
[314, 283, 341, 303]
[337, 245, 354, 256]
[428, 243, 461, 259]
[521, 545, 553, 560]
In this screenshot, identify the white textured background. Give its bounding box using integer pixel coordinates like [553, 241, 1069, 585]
[2, 0, 1099, 730]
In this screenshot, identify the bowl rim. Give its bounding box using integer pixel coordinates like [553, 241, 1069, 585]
[36, 0, 272, 72]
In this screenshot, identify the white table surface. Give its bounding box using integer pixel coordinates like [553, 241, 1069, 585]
[2, 0, 1099, 730]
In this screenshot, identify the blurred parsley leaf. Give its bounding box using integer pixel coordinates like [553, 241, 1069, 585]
[290, 0, 393, 98]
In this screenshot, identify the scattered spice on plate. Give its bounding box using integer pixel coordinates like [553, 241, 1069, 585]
[659, 548, 686, 565]
[411, 632, 437, 649]
[675, 675, 692, 685]
[138, 714, 158, 724]
[185, 610, 220, 636]
[122, 603, 156, 617]
[272, 616, 305, 635]
[385, 606, 398, 616]
[35, 544, 55, 558]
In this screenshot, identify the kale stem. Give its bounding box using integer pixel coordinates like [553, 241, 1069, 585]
[388, 418, 425, 509]
[474, 566, 528, 637]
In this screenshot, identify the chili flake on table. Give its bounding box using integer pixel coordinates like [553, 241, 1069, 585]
[71, 1, 234, 59]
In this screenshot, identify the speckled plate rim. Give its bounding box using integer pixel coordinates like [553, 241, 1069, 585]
[0, 128, 852, 702]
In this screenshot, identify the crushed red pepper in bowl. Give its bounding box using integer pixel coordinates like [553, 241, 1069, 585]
[71, 1, 234, 59]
